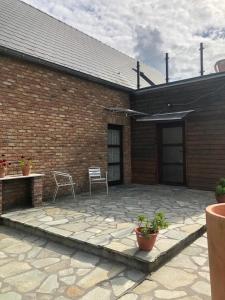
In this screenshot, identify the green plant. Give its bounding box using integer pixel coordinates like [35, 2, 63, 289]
[18, 156, 32, 168]
[137, 212, 169, 238]
[215, 178, 225, 196]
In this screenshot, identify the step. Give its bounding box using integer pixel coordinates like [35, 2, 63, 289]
[0, 215, 206, 272]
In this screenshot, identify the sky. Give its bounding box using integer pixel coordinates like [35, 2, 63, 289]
[22, 0, 225, 81]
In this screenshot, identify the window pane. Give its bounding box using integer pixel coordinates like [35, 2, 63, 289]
[108, 165, 120, 181]
[108, 129, 120, 145]
[163, 146, 183, 163]
[108, 147, 120, 163]
[162, 127, 182, 144]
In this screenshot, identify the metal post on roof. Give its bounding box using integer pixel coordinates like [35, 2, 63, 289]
[165, 53, 169, 83]
[200, 42, 204, 76]
[137, 60, 140, 89]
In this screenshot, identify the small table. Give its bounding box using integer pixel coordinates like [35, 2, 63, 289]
[0, 173, 44, 214]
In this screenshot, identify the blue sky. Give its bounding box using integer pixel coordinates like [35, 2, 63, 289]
[22, 0, 225, 81]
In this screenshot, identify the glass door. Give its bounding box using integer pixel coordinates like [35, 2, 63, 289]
[158, 123, 185, 185]
[108, 125, 123, 185]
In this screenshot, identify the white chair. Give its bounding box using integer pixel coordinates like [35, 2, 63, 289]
[88, 167, 108, 196]
[52, 171, 76, 202]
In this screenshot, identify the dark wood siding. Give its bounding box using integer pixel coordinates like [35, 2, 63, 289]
[131, 120, 158, 184]
[131, 76, 225, 190]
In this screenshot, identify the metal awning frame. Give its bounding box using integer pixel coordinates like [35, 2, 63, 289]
[136, 110, 195, 122]
[105, 107, 148, 117]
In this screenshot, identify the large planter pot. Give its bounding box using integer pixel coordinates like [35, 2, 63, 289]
[206, 203, 225, 299]
[135, 227, 158, 251]
[22, 165, 31, 176]
[215, 194, 225, 203]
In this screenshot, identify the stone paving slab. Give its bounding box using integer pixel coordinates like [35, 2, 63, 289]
[120, 234, 211, 300]
[0, 225, 145, 299]
[1, 185, 214, 271]
[0, 226, 211, 299]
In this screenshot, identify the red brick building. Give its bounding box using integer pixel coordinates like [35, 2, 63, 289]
[0, 0, 163, 199]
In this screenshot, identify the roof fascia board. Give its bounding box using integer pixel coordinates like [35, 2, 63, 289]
[0, 46, 133, 93]
[133, 72, 225, 95]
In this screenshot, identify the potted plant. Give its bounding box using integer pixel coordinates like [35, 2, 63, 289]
[215, 178, 225, 203]
[135, 212, 169, 251]
[19, 156, 32, 176]
[0, 154, 11, 178]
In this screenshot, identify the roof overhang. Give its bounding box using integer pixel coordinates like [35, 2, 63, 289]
[105, 107, 148, 116]
[0, 46, 134, 93]
[136, 110, 195, 122]
[134, 72, 225, 95]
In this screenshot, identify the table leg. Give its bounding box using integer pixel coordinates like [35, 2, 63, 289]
[0, 181, 2, 214]
[32, 177, 43, 207]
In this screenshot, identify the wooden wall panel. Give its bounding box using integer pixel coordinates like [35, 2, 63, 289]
[131, 76, 225, 190]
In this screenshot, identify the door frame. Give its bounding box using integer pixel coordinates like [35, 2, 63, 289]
[157, 122, 186, 185]
[108, 124, 123, 185]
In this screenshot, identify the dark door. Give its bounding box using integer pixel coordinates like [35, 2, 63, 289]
[158, 123, 185, 185]
[108, 125, 123, 185]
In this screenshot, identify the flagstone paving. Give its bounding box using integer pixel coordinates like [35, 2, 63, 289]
[120, 234, 211, 300]
[0, 225, 145, 299]
[1, 185, 214, 271]
[0, 226, 211, 299]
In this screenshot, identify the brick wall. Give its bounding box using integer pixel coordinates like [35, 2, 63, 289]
[2, 179, 32, 211]
[0, 55, 131, 200]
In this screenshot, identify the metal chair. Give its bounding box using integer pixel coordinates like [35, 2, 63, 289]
[88, 167, 108, 196]
[52, 171, 76, 202]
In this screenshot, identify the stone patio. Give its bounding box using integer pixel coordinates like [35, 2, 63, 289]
[0, 226, 211, 299]
[121, 233, 211, 300]
[1, 185, 214, 272]
[0, 225, 145, 299]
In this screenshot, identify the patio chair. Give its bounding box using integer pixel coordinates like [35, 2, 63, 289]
[52, 171, 76, 202]
[88, 167, 108, 196]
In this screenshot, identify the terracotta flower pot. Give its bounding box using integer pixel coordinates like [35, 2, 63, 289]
[0, 167, 6, 178]
[22, 165, 31, 176]
[206, 203, 225, 299]
[135, 227, 158, 251]
[215, 194, 225, 203]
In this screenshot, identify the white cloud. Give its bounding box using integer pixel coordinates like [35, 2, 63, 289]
[22, 0, 225, 81]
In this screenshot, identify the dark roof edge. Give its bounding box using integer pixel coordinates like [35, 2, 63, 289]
[133, 71, 225, 95]
[0, 46, 133, 93]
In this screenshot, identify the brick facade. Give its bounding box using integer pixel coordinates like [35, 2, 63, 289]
[2, 178, 31, 211]
[0, 175, 43, 213]
[0, 55, 131, 200]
